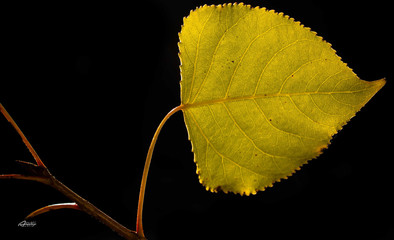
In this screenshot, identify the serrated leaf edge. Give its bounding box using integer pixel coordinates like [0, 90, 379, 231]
[188, 82, 383, 196]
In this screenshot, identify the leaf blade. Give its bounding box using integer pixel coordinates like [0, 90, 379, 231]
[179, 4, 385, 195]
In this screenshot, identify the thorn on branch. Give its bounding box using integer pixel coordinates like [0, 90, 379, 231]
[0, 160, 52, 185]
[0, 174, 50, 184]
[25, 202, 80, 219]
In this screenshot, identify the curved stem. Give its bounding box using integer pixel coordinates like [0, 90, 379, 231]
[136, 105, 184, 238]
[1, 102, 186, 239]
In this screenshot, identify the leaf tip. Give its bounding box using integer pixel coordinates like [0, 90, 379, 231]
[372, 78, 387, 89]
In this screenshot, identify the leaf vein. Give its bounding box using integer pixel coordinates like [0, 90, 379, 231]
[288, 95, 336, 129]
[308, 94, 346, 116]
[278, 58, 327, 93]
[191, 10, 252, 103]
[224, 23, 293, 97]
[315, 69, 344, 92]
[252, 99, 321, 140]
[183, 87, 376, 110]
[187, 109, 269, 178]
[253, 38, 316, 96]
[224, 24, 291, 97]
[221, 102, 278, 158]
[187, 8, 215, 103]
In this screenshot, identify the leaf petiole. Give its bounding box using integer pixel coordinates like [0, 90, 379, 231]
[136, 105, 184, 238]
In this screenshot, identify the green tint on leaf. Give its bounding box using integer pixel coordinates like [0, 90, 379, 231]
[178, 3, 385, 195]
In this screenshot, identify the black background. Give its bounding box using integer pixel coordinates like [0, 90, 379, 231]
[0, 0, 392, 239]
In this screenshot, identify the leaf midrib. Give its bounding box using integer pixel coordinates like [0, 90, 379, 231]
[182, 87, 375, 110]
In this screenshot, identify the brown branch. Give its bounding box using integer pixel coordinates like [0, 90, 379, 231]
[1, 103, 143, 239]
[0, 103, 46, 168]
[1, 164, 141, 240]
[47, 174, 140, 240]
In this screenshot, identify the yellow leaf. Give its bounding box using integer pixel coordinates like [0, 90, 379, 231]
[178, 3, 385, 195]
